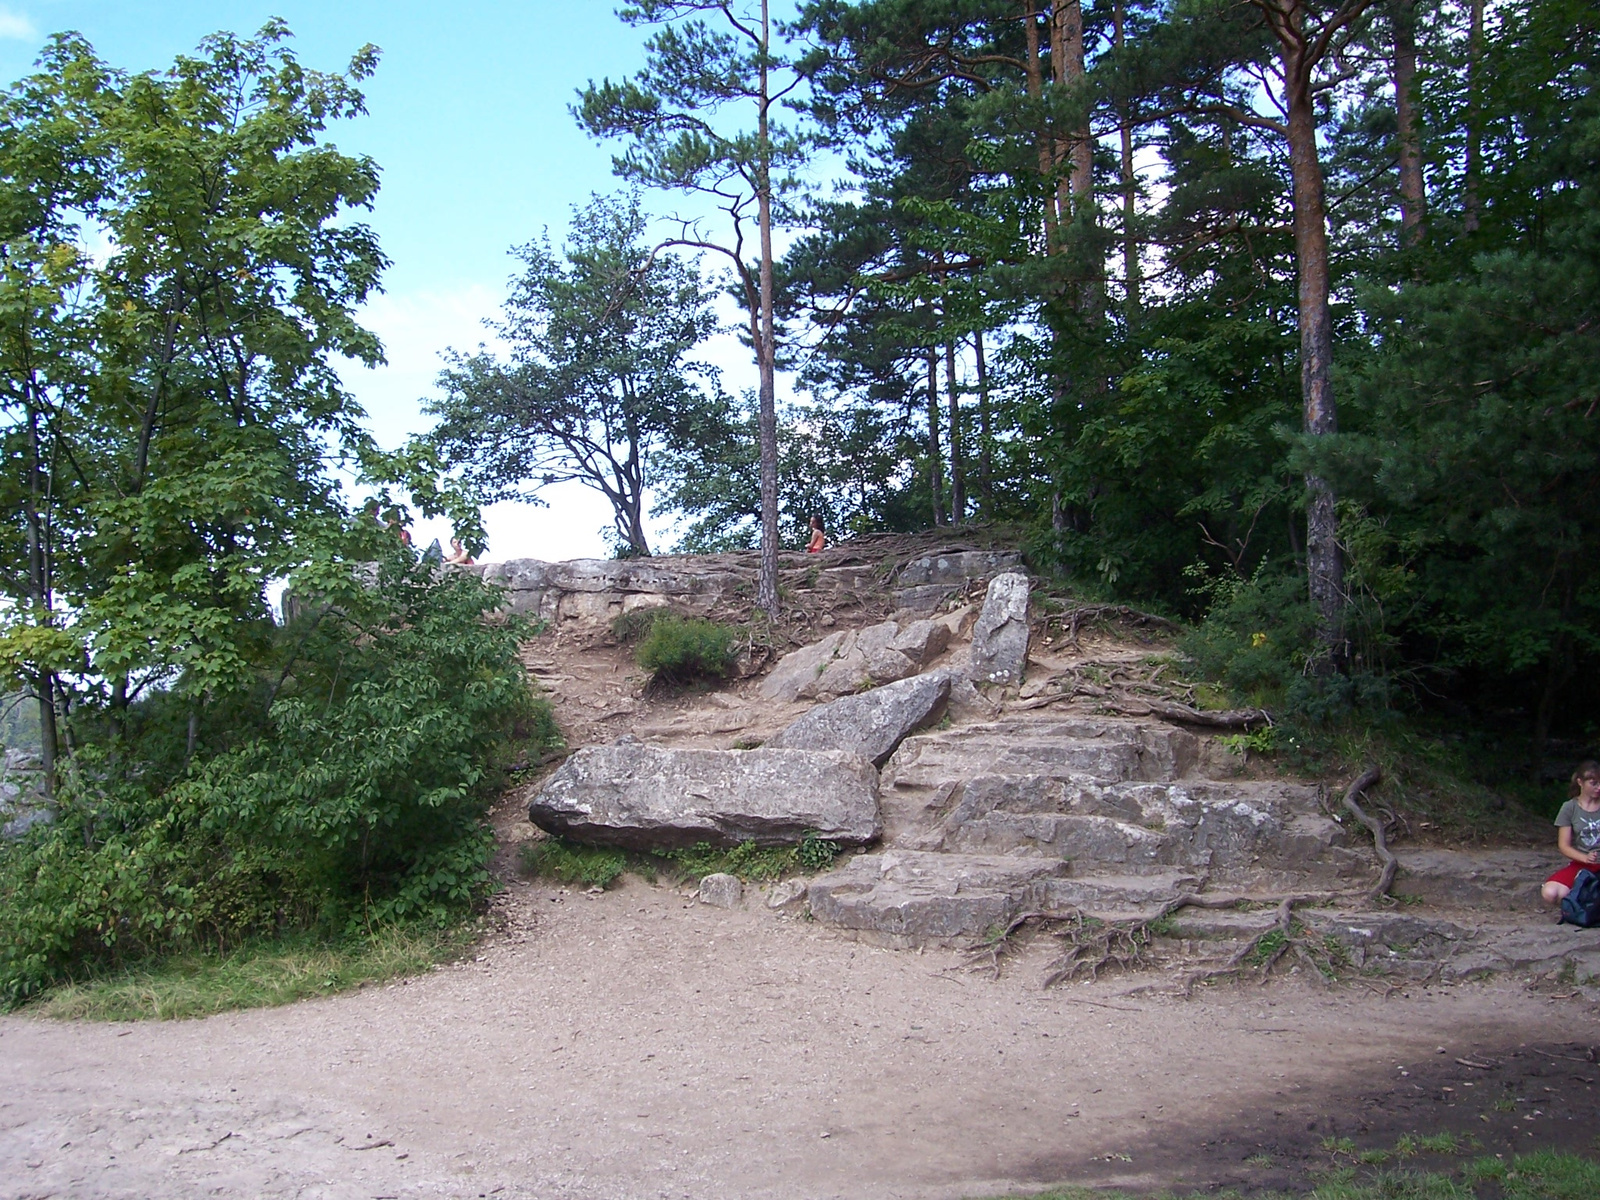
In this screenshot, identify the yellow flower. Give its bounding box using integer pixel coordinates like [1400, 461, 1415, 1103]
[1250, 631, 1269, 648]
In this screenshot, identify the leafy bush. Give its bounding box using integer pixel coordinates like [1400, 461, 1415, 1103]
[0, 561, 537, 1004]
[635, 614, 738, 683]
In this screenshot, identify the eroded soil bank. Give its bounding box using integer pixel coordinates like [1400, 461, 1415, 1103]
[3, 873, 1596, 1200]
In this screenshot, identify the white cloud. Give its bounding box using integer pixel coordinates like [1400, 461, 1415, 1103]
[0, 8, 35, 40]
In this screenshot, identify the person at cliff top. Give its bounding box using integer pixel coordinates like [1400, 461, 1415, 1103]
[444, 537, 476, 565]
[806, 515, 825, 554]
[1541, 760, 1600, 907]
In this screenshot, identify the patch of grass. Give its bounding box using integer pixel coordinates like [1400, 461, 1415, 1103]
[519, 838, 629, 888]
[1358, 1149, 1392, 1165]
[23, 924, 470, 1021]
[1417, 1132, 1465, 1154]
[983, 1153, 1600, 1200]
[1247, 928, 1288, 965]
[1244, 1152, 1276, 1167]
[1396, 1134, 1418, 1158]
[637, 614, 739, 683]
[1322, 1135, 1358, 1156]
[519, 834, 841, 889]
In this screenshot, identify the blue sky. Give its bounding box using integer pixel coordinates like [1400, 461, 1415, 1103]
[0, 1, 754, 560]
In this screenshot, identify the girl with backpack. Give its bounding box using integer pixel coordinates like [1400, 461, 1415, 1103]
[1541, 760, 1600, 912]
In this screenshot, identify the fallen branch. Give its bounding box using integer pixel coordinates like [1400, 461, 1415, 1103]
[1103, 693, 1273, 729]
[1339, 764, 1394, 904]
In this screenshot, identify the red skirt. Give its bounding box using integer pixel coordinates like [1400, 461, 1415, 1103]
[1546, 860, 1597, 888]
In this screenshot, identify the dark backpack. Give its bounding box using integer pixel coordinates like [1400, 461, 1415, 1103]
[1560, 868, 1600, 928]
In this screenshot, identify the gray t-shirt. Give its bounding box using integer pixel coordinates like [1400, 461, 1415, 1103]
[1555, 800, 1600, 854]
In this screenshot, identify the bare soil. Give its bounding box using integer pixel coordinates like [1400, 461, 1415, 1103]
[4, 873, 1598, 1200]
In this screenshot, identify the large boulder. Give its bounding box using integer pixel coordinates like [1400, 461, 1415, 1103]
[527, 737, 881, 850]
[766, 671, 953, 767]
[759, 621, 916, 702]
[968, 571, 1031, 686]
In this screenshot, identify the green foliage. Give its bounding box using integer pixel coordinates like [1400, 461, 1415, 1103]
[0, 563, 537, 1003]
[520, 834, 842, 889]
[635, 614, 738, 683]
[425, 194, 720, 558]
[520, 838, 629, 890]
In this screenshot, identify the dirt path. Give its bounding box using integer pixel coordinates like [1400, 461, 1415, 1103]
[4, 875, 1597, 1200]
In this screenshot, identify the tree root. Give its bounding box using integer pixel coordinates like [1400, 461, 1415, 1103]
[1339, 764, 1395, 903]
[1023, 890, 1347, 991]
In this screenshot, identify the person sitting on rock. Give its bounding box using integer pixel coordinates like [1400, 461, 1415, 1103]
[444, 537, 476, 565]
[806, 515, 825, 554]
[1541, 760, 1600, 908]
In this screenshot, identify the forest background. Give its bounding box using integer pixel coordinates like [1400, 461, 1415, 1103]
[0, 0, 1594, 1002]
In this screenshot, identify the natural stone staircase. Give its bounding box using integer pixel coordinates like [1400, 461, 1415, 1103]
[806, 713, 1368, 945]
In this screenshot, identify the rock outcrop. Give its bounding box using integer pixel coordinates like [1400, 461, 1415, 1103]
[766, 671, 952, 766]
[967, 571, 1031, 687]
[527, 737, 881, 850]
[892, 550, 1022, 615]
[759, 616, 961, 703]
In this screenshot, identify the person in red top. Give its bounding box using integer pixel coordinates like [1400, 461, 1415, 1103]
[806, 515, 825, 554]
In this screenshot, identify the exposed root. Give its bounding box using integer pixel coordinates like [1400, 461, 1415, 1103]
[1339, 764, 1395, 904]
[952, 911, 1051, 979]
[1101, 694, 1273, 729]
[1036, 891, 1346, 992]
[1050, 603, 1180, 648]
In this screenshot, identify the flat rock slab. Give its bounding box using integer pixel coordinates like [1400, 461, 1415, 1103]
[528, 739, 882, 850]
[968, 571, 1031, 686]
[806, 851, 1069, 945]
[766, 671, 952, 767]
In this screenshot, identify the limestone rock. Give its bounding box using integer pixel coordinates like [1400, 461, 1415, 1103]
[891, 550, 1022, 614]
[473, 557, 745, 628]
[805, 851, 1068, 945]
[760, 630, 850, 703]
[889, 618, 951, 664]
[698, 873, 743, 908]
[767, 671, 952, 767]
[760, 620, 918, 702]
[968, 571, 1031, 686]
[766, 878, 809, 909]
[527, 738, 881, 850]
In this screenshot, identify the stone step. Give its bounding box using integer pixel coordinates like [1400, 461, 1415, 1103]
[883, 716, 1202, 788]
[1039, 870, 1203, 921]
[805, 851, 1069, 946]
[923, 776, 1363, 879]
[804, 852, 1205, 944]
[1392, 848, 1551, 911]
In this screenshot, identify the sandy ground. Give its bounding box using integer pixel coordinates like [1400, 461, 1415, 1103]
[4, 874, 1599, 1200]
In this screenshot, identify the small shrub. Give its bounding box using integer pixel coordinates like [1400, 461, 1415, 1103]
[636, 615, 738, 683]
[797, 832, 839, 872]
[611, 606, 672, 645]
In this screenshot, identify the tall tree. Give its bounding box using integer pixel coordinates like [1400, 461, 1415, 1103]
[578, 0, 804, 611]
[426, 195, 719, 557]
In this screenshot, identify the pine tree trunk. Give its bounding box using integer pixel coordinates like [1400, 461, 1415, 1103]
[927, 348, 946, 526]
[1023, 3, 1059, 249]
[1391, 0, 1426, 245]
[755, 0, 780, 613]
[1463, 0, 1484, 233]
[1115, 0, 1140, 314]
[945, 340, 965, 525]
[1050, 1, 1094, 223]
[974, 329, 994, 519]
[1276, 9, 1346, 662]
